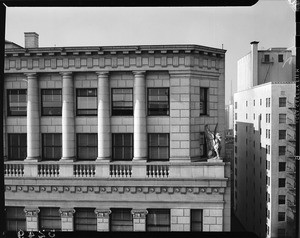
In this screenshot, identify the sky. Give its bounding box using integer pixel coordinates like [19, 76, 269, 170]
[5, 0, 295, 105]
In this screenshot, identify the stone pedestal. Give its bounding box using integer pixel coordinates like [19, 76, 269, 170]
[24, 207, 40, 231]
[59, 208, 75, 231]
[25, 73, 40, 161]
[96, 71, 111, 161]
[207, 157, 223, 163]
[95, 209, 111, 231]
[131, 209, 148, 231]
[61, 72, 75, 161]
[133, 71, 147, 161]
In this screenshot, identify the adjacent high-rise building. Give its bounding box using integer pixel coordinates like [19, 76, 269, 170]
[234, 42, 296, 238]
[3, 32, 230, 232]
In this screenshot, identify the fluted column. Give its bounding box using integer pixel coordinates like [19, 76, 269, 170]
[96, 71, 111, 161]
[26, 73, 40, 161]
[133, 71, 147, 161]
[61, 72, 75, 161]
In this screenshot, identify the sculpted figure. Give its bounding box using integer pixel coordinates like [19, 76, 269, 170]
[204, 124, 222, 159]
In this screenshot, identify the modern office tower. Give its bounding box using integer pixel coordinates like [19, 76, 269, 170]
[4, 32, 230, 232]
[234, 41, 296, 238]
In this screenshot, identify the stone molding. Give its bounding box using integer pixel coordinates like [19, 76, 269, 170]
[24, 207, 40, 217]
[131, 209, 148, 218]
[94, 209, 111, 218]
[59, 208, 75, 217]
[5, 185, 226, 195]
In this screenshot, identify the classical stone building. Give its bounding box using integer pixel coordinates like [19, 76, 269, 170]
[234, 42, 296, 238]
[4, 32, 230, 232]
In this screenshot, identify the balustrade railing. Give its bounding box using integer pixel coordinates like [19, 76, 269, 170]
[5, 163, 24, 177]
[38, 164, 59, 177]
[4, 160, 226, 179]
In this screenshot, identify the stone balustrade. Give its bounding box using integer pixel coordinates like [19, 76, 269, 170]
[4, 160, 225, 179]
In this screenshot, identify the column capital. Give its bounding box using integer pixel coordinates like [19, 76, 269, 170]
[59, 208, 75, 217]
[133, 70, 146, 76]
[94, 209, 111, 218]
[24, 73, 37, 78]
[60, 72, 73, 77]
[131, 209, 148, 218]
[96, 71, 109, 77]
[24, 207, 40, 217]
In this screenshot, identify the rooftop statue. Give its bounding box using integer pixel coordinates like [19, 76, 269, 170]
[204, 124, 222, 160]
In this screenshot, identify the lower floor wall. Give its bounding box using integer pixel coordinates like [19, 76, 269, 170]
[6, 206, 225, 232]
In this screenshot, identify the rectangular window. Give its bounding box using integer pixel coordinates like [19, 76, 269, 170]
[267, 160, 270, 170]
[278, 54, 284, 62]
[77, 134, 97, 160]
[246, 101, 248, 107]
[279, 97, 286, 107]
[112, 133, 133, 161]
[279, 178, 286, 187]
[279, 162, 286, 172]
[6, 207, 26, 231]
[253, 100, 255, 106]
[278, 195, 285, 205]
[260, 99, 262, 105]
[266, 98, 271, 107]
[148, 88, 169, 116]
[200, 87, 208, 115]
[147, 209, 170, 232]
[279, 130, 286, 140]
[267, 176, 270, 186]
[264, 54, 270, 62]
[110, 208, 133, 232]
[76, 89, 97, 116]
[41, 89, 62, 116]
[235, 113, 237, 120]
[8, 134, 27, 160]
[7, 89, 27, 116]
[278, 146, 286, 156]
[42, 134, 62, 161]
[235, 102, 237, 109]
[278, 212, 285, 222]
[74, 208, 97, 231]
[191, 209, 203, 232]
[112, 88, 133, 116]
[39, 207, 61, 231]
[148, 134, 169, 161]
[199, 132, 207, 158]
[266, 145, 270, 154]
[279, 114, 286, 124]
[267, 209, 270, 218]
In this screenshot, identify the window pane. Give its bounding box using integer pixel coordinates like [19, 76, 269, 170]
[147, 209, 170, 232]
[111, 209, 133, 232]
[77, 134, 97, 160]
[8, 90, 27, 116]
[148, 88, 169, 116]
[39, 208, 61, 231]
[6, 207, 26, 231]
[112, 88, 133, 116]
[75, 208, 97, 231]
[148, 134, 169, 161]
[112, 134, 133, 161]
[191, 209, 202, 231]
[8, 134, 27, 160]
[42, 134, 62, 160]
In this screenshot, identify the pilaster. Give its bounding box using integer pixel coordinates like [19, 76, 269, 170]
[96, 71, 111, 161]
[59, 208, 75, 231]
[133, 71, 147, 161]
[25, 73, 40, 161]
[24, 207, 40, 231]
[60, 72, 75, 161]
[131, 209, 148, 231]
[94, 209, 111, 231]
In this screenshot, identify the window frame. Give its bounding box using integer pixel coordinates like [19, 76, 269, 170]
[146, 209, 170, 232]
[278, 130, 286, 140]
[8, 134, 27, 161]
[6, 207, 26, 231]
[278, 146, 286, 156]
[76, 133, 98, 161]
[42, 133, 62, 161]
[278, 212, 285, 222]
[110, 208, 133, 232]
[41, 89, 62, 116]
[278, 178, 286, 188]
[200, 87, 209, 116]
[148, 133, 170, 162]
[147, 87, 170, 116]
[278, 54, 284, 63]
[279, 97, 286, 107]
[76, 88, 98, 116]
[279, 162, 286, 172]
[39, 207, 61, 231]
[112, 133, 133, 161]
[74, 208, 97, 231]
[190, 209, 203, 232]
[7, 89, 27, 116]
[278, 195, 285, 205]
[279, 114, 286, 124]
[111, 88, 133, 116]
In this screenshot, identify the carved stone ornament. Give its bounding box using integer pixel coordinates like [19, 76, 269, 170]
[94, 209, 112, 218]
[24, 207, 40, 217]
[204, 124, 223, 161]
[131, 209, 148, 219]
[59, 208, 75, 217]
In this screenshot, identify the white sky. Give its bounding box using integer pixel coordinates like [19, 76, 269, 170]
[5, 0, 295, 104]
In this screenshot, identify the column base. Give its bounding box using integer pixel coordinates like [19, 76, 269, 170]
[25, 157, 41, 162]
[207, 157, 223, 163]
[133, 157, 147, 162]
[60, 157, 76, 162]
[96, 157, 111, 162]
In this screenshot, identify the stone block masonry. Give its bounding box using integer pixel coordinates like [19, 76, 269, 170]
[171, 209, 190, 231]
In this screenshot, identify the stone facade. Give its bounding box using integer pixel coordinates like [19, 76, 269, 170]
[4, 33, 230, 232]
